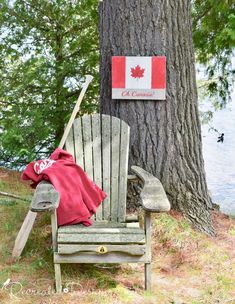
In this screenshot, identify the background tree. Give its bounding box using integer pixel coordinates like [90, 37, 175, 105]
[99, 0, 214, 235]
[0, 0, 99, 168]
[193, 0, 235, 113]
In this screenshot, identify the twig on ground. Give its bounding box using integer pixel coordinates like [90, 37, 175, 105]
[0, 191, 31, 202]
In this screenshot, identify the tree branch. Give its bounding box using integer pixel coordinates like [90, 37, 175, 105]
[194, 5, 213, 24]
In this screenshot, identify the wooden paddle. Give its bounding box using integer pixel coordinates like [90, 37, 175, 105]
[12, 75, 94, 259]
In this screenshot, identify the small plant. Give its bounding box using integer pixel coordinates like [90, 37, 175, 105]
[0, 199, 17, 206]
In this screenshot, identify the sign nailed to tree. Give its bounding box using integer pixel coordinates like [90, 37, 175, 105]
[112, 56, 166, 100]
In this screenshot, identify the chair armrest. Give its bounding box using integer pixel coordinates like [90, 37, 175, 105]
[131, 166, 171, 212]
[30, 181, 60, 212]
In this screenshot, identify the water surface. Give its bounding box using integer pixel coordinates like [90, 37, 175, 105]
[201, 96, 235, 216]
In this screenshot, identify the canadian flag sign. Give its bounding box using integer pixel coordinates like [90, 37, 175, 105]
[112, 56, 166, 100]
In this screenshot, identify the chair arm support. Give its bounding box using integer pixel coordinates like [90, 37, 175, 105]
[30, 181, 60, 212]
[131, 166, 171, 212]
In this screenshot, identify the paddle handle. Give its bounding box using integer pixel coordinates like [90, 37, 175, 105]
[58, 75, 93, 149]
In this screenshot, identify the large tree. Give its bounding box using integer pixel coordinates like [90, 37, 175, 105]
[99, 0, 214, 235]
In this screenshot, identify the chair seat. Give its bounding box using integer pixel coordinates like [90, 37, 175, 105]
[57, 224, 145, 244]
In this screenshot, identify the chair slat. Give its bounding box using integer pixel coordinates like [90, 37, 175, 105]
[58, 244, 146, 255]
[118, 120, 130, 222]
[58, 233, 145, 244]
[73, 118, 84, 170]
[111, 117, 121, 222]
[81, 115, 93, 180]
[101, 115, 111, 220]
[91, 115, 103, 221]
[65, 114, 130, 223]
[58, 227, 144, 234]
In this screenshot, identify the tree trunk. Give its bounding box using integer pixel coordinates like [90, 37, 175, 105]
[99, 0, 214, 235]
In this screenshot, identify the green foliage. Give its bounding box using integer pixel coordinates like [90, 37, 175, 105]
[0, 0, 99, 168]
[192, 0, 235, 109]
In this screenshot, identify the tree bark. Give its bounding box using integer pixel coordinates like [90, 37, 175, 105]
[99, 0, 214, 235]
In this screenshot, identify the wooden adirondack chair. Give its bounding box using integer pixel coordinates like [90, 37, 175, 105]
[30, 114, 170, 292]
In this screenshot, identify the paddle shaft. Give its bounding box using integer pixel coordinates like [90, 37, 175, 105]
[12, 75, 93, 259]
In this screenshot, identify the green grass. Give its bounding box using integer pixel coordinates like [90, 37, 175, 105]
[0, 168, 235, 304]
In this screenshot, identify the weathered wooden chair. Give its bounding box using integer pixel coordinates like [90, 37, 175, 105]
[31, 114, 170, 292]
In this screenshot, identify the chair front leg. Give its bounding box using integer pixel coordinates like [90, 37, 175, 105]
[144, 211, 152, 291]
[51, 210, 62, 293]
[54, 263, 62, 293]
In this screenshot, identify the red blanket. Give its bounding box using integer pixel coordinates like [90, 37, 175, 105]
[22, 148, 106, 226]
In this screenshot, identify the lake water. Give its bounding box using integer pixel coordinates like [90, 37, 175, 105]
[201, 94, 235, 216]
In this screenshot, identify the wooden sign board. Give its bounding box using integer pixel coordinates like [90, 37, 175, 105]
[112, 56, 166, 100]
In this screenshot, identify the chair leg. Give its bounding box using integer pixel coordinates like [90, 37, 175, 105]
[145, 263, 151, 291]
[54, 263, 62, 293]
[144, 212, 152, 291]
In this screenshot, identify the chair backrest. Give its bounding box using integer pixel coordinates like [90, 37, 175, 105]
[65, 114, 130, 223]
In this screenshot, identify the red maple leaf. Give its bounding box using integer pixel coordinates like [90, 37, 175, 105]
[131, 65, 145, 79]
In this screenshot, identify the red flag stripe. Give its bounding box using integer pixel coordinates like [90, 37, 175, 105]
[151, 56, 166, 89]
[112, 56, 126, 88]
